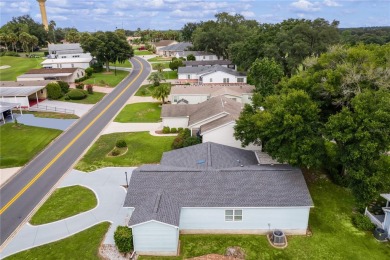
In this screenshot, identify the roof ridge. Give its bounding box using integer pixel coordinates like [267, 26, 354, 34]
[153, 192, 163, 213]
[207, 143, 212, 168]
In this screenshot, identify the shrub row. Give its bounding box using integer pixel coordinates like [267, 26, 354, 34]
[75, 75, 89, 83]
[64, 89, 87, 100]
[352, 214, 375, 231]
[0, 51, 20, 57]
[172, 128, 201, 149]
[162, 126, 184, 134]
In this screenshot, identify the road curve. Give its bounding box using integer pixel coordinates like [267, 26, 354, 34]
[0, 57, 151, 246]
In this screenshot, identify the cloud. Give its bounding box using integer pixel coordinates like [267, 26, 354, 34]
[290, 0, 320, 12]
[241, 11, 255, 18]
[323, 0, 342, 7]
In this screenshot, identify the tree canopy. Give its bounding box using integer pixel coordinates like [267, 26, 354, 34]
[80, 31, 133, 71]
[235, 43, 390, 203]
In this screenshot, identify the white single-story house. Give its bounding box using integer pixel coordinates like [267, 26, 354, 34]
[48, 43, 84, 56]
[184, 60, 236, 70]
[41, 57, 92, 69]
[169, 84, 254, 104]
[17, 68, 85, 83]
[0, 81, 51, 108]
[161, 96, 258, 150]
[124, 142, 314, 256]
[152, 40, 178, 52]
[157, 42, 193, 57]
[178, 65, 246, 84]
[176, 51, 219, 61]
[365, 193, 390, 239]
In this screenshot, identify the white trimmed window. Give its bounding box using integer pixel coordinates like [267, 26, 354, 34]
[225, 209, 242, 221]
[223, 78, 230, 83]
[210, 78, 213, 83]
[237, 78, 244, 83]
[187, 74, 191, 79]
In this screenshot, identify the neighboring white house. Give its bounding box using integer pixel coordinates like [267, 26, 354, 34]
[45, 43, 93, 69]
[169, 84, 254, 104]
[124, 142, 314, 256]
[17, 68, 85, 83]
[41, 58, 92, 69]
[0, 80, 51, 108]
[365, 193, 390, 239]
[178, 65, 246, 84]
[176, 51, 219, 61]
[184, 60, 236, 70]
[157, 42, 193, 57]
[161, 96, 258, 150]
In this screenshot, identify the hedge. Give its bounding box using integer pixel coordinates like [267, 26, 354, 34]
[58, 81, 70, 93]
[114, 226, 133, 253]
[67, 89, 87, 100]
[46, 82, 63, 100]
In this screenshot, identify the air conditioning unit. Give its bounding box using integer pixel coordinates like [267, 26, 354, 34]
[271, 230, 286, 246]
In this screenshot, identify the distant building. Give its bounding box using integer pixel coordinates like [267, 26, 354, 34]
[178, 65, 246, 84]
[41, 58, 92, 69]
[152, 40, 178, 52]
[17, 68, 85, 83]
[157, 42, 193, 56]
[161, 96, 258, 149]
[169, 84, 254, 104]
[176, 51, 219, 61]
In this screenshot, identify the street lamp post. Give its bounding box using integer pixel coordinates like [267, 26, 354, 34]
[125, 171, 129, 188]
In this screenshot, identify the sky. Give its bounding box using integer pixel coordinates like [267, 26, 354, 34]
[0, 0, 389, 31]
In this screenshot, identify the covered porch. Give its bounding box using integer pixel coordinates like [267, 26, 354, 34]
[0, 102, 22, 124]
[365, 193, 390, 239]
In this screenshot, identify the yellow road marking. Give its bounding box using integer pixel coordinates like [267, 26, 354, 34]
[0, 58, 144, 215]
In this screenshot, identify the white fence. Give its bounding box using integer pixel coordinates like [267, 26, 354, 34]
[364, 207, 383, 228]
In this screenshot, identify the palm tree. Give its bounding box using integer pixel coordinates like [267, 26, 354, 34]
[48, 20, 56, 43]
[30, 35, 38, 54]
[147, 72, 165, 87]
[9, 33, 18, 52]
[152, 83, 171, 104]
[154, 63, 164, 73]
[0, 33, 6, 51]
[19, 32, 31, 53]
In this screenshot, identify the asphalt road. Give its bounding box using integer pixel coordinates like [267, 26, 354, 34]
[0, 56, 151, 246]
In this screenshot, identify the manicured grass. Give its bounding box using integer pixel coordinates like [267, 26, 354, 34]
[152, 62, 170, 70]
[59, 91, 106, 104]
[163, 70, 178, 79]
[148, 56, 172, 62]
[76, 132, 175, 172]
[82, 70, 129, 87]
[0, 124, 62, 168]
[135, 50, 153, 55]
[139, 173, 390, 260]
[30, 185, 97, 225]
[114, 102, 161, 123]
[135, 82, 171, 96]
[109, 59, 132, 68]
[0, 56, 42, 81]
[21, 111, 80, 119]
[4, 222, 110, 260]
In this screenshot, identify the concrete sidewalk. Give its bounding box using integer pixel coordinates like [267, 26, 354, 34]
[0, 167, 135, 258]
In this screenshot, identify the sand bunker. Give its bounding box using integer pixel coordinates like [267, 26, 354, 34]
[0, 65, 11, 70]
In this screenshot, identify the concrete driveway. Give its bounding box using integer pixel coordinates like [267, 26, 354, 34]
[30, 100, 94, 117]
[1, 167, 135, 258]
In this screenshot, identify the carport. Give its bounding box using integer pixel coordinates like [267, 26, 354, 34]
[0, 102, 22, 124]
[0, 81, 51, 108]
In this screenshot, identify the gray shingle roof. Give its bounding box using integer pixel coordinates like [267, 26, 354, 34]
[48, 43, 83, 54]
[160, 142, 259, 169]
[124, 159, 313, 226]
[159, 42, 193, 51]
[184, 60, 233, 66]
[178, 65, 245, 77]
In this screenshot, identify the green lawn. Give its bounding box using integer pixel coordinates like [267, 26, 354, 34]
[82, 70, 129, 87]
[135, 50, 153, 55]
[152, 62, 170, 70]
[0, 124, 62, 168]
[114, 102, 161, 123]
[163, 70, 178, 79]
[109, 59, 132, 68]
[4, 222, 110, 260]
[0, 56, 42, 81]
[59, 91, 106, 104]
[21, 111, 79, 119]
[30, 185, 97, 225]
[148, 57, 172, 62]
[76, 132, 175, 172]
[139, 173, 390, 260]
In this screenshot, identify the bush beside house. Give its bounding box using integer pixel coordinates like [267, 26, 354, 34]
[114, 226, 133, 253]
[46, 82, 63, 100]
